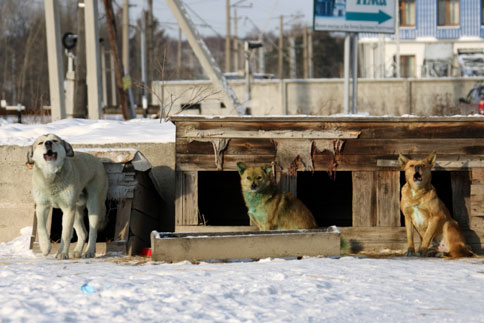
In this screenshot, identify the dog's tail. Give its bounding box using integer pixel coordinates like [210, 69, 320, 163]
[444, 221, 475, 258]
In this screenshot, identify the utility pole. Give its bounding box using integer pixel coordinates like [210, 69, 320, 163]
[225, 0, 231, 73]
[344, 34, 350, 114]
[308, 27, 313, 78]
[103, 0, 134, 119]
[379, 34, 385, 78]
[101, 46, 108, 108]
[121, 0, 135, 116]
[303, 27, 308, 79]
[395, 2, 400, 78]
[122, 0, 130, 73]
[146, 0, 153, 101]
[84, 0, 103, 119]
[141, 0, 148, 116]
[44, 0, 66, 121]
[352, 33, 358, 114]
[258, 35, 264, 74]
[73, 0, 87, 118]
[233, 8, 239, 72]
[110, 51, 117, 106]
[278, 15, 283, 79]
[177, 27, 182, 78]
[289, 36, 296, 79]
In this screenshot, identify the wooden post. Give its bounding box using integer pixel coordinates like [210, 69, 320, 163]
[303, 27, 308, 79]
[177, 27, 182, 79]
[289, 36, 296, 79]
[122, 0, 130, 73]
[308, 27, 313, 78]
[225, 0, 231, 72]
[44, 0, 66, 120]
[73, 0, 87, 118]
[146, 0, 153, 102]
[101, 46, 108, 108]
[84, 0, 103, 119]
[103, 0, 134, 120]
[110, 50, 117, 106]
[233, 8, 239, 72]
[278, 15, 283, 79]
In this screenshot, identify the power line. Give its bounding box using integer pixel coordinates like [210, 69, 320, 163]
[184, 3, 223, 38]
[258, 0, 279, 40]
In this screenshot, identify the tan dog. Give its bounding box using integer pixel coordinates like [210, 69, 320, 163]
[237, 162, 317, 230]
[399, 152, 473, 257]
[27, 134, 108, 259]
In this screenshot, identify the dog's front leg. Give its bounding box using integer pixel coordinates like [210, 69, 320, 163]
[419, 217, 440, 257]
[35, 204, 52, 256]
[56, 208, 76, 259]
[404, 215, 416, 256]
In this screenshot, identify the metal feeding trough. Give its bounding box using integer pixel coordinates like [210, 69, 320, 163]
[150, 227, 341, 262]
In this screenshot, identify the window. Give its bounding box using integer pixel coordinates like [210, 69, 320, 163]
[482, 0, 484, 25]
[438, 0, 460, 26]
[400, 0, 416, 27]
[400, 55, 416, 78]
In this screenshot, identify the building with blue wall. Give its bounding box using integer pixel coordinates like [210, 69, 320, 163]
[359, 0, 484, 78]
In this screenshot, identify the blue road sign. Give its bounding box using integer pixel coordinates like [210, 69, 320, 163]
[313, 0, 395, 33]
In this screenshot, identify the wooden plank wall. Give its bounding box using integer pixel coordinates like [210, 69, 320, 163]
[471, 169, 484, 232]
[175, 171, 198, 226]
[174, 117, 484, 172]
[352, 171, 400, 227]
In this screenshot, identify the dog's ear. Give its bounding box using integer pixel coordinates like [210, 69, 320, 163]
[25, 146, 34, 169]
[62, 140, 74, 157]
[236, 162, 246, 174]
[426, 152, 437, 167]
[262, 165, 272, 175]
[398, 153, 409, 168]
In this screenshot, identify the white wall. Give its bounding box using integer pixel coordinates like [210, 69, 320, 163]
[152, 77, 481, 117]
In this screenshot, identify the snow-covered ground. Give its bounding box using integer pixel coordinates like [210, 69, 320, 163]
[0, 118, 175, 146]
[2, 118, 484, 322]
[1, 227, 484, 322]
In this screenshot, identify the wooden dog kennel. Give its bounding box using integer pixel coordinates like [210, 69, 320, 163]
[172, 115, 484, 253]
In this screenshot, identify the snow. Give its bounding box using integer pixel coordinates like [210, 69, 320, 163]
[1, 115, 484, 146]
[1, 227, 484, 322]
[0, 118, 175, 146]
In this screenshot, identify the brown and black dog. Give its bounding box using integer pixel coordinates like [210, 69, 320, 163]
[399, 152, 473, 258]
[237, 162, 318, 230]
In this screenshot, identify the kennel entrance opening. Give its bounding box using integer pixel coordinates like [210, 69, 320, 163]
[297, 171, 353, 227]
[198, 171, 249, 226]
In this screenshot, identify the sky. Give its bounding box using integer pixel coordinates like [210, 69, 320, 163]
[131, 0, 314, 38]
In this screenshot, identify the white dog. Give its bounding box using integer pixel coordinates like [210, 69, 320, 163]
[27, 134, 108, 259]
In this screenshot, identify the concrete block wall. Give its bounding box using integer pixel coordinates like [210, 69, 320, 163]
[0, 145, 35, 242]
[152, 78, 481, 116]
[0, 143, 175, 243]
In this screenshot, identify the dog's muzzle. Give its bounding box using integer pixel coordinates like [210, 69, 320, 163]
[43, 141, 58, 161]
[413, 172, 423, 183]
